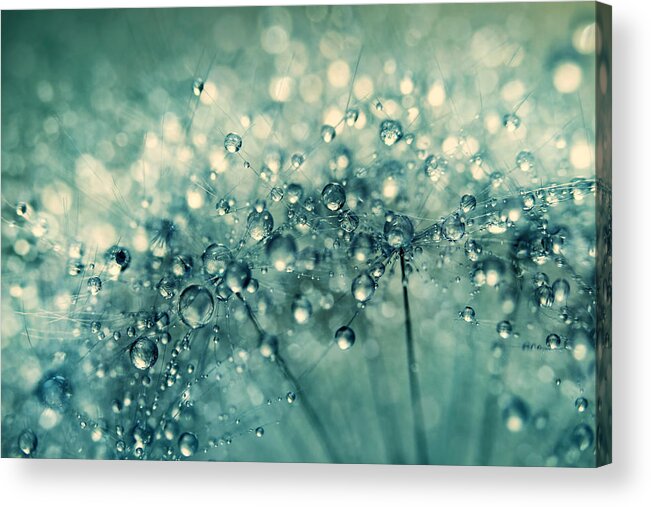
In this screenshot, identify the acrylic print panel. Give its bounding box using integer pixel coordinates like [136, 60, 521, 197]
[0, 2, 612, 466]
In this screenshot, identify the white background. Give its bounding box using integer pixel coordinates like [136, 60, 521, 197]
[0, 0, 649, 505]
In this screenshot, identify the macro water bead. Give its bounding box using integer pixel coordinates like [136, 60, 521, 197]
[320, 125, 336, 143]
[259, 334, 278, 358]
[18, 429, 38, 456]
[379, 119, 403, 146]
[202, 243, 232, 278]
[38, 374, 72, 412]
[87, 276, 102, 295]
[460, 194, 477, 213]
[178, 432, 199, 457]
[247, 209, 274, 241]
[503, 398, 530, 433]
[224, 133, 243, 153]
[321, 182, 346, 212]
[383, 214, 414, 249]
[178, 285, 215, 329]
[192, 78, 204, 96]
[335, 326, 356, 350]
[546, 333, 562, 349]
[129, 337, 159, 370]
[292, 295, 313, 324]
[351, 273, 376, 303]
[223, 261, 251, 293]
[266, 235, 297, 272]
[442, 214, 466, 241]
[104, 245, 131, 276]
[516, 150, 535, 172]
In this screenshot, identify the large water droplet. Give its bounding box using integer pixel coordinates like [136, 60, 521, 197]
[379, 119, 403, 146]
[321, 183, 346, 212]
[18, 429, 38, 456]
[224, 132, 242, 153]
[292, 295, 312, 324]
[351, 273, 375, 303]
[247, 210, 274, 241]
[224, 261, 251, 293]
[335, 326, 355, 350]
[38, 374, 72, 412]
[383, 214, 414, 249]
[202, 244, 232, 278]
[178, 432, 198, 457]
[266, 235, 297, 272]
[179, 285, 215, 329]
[129, 337, 159, 370]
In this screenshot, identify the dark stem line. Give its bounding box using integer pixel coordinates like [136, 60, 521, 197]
[237, 292, 338, 462]
[399, 248, 428, 464]
[275, 354, 339, 463]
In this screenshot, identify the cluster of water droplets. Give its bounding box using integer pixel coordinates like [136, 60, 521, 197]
[1, 4, 609, 466]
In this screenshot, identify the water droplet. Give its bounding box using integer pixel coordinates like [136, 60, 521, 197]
[18, 429, 38, 456]
[321, 125, 336, 143]
[575, 397, 588, 413]
[383, 214, 414, 249]
[503, 113, 521, 132]
[178, 432, 198, 457]
[216, 198, 231, 215]
[247, 210, 274, 241]
[335, 326, 355, 350]
[535, 284, 554, 307]
[286, 391, 296, 404]
[224, 133, 242, 153]
[259, 334, 278, 358]
[292, 295, 312, 324]
[340, 210, 359, 233]
[423, 155, 444, 181]
[286, 183, 303, 204]
[516, 150, 535, 172]
[461, 306, 476, 323]
[503, 397, 530, 432]
[104, 246, 131, 276]
[546, 333, 562, 349]
[255, 427, 265, 437]
[38, 374, 72, 411]
[321, 183, 346, 212]
[464, 239, 482, 261]
[379, 119, 403, 146]
[291, 153, 305, 169]
[570, 423, 594, 452]
[224, 261, 251, 293]
[178, 285, 215, 329]
[460, 194, 477, 213]
[87, 276, 102, 295]
[442, 214, 465, 241]
[345, 108, 359, 126]
[552, 278, 570, 303]
[266, 235, 297, 272]
[192, 78, 204, 96]
[157, 277, 176, 299]
[496, 320, 512, 339]
[351, 273, 375, 303]
[202, 243, 232, 278]
[129, 337, 159, 370]
[171, 255, 193, 278]
[16, 201, 32, 218]
[270, 187, 284, 202]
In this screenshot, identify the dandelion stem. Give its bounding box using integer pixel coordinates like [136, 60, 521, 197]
[236, 291, 338, 462]
[399, 247, 428, 464]
[275, 354, 339, 463]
